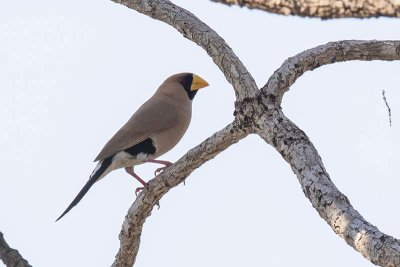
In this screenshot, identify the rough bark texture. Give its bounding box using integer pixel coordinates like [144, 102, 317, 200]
[111, 0, 258, 101]
[107, 0, 400, 266]
[0, 232, 32, 267]
[255, 40, 400, 266]
[253, 108, 400, 267]
[211, 0, 400, 19]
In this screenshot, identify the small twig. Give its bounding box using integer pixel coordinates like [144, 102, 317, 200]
[0, 231, 32, 267]
[382, 90, 392, 127]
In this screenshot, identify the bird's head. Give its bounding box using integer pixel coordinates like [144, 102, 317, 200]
[162, 73, 209, 100]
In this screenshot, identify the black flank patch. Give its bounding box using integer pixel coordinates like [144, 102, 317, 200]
[124, 138, 156, 157]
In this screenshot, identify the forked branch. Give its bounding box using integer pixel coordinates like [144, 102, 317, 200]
[255, 40, 400, 266]
[109, 1, 400, 267]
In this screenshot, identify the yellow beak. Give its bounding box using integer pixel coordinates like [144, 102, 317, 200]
[191, 74, 209, 91]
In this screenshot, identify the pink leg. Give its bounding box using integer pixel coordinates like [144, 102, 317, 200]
[125, 167, 147, 195]
[145, 159, 172, 166]
[145, 159, 173, 176]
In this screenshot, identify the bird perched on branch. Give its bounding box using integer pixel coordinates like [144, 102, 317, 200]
[57, 73, 209, 221]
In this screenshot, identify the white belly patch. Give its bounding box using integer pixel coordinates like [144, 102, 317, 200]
[112, 151, 149, 168]
[91, 151, 152, 181]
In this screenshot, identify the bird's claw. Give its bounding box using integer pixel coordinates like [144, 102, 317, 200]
[135, 186, 145, 196]
[154, 166, 166, 176]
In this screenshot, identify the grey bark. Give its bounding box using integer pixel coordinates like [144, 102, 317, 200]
[256, 40, 400, 266]
[211, 0, 400, 19]
[109, 1, 400, 267]
[0, 232, 32, 267]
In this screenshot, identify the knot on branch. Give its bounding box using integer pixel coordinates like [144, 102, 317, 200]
[233, 92, 282, 132]
[233, 97, 260, 129]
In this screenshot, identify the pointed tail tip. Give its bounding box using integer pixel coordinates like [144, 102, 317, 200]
[55, 158, 112, 223]
[55, 213, 65, 222]
[56, 208, 71, 222]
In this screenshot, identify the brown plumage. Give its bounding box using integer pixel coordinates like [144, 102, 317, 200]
[56, 73, 208, 221]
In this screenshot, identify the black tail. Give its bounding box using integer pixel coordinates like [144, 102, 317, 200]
[56, 157, 112, 221]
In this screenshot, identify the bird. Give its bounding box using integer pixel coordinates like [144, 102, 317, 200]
[56, 73, 209, 221]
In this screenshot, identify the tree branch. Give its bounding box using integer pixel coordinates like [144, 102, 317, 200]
[247, 40, 400, 266]
[108, 2, 400, 267]
[211, 0, 400, 19]
[253, 108, 400, 267]
[0, 231, 32, 267]
[110, 0, 259, 101]
[262, 40, 400, 107]
[112, 121, 251, 267]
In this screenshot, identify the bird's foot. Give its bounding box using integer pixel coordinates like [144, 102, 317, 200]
[152, 162, 173, 176]
[154, 166, 167, 176]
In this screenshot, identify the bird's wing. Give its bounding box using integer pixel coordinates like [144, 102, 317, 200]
[94, 97, 178, 161]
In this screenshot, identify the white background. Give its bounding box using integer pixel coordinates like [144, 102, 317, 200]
[1, 1, 399, 266]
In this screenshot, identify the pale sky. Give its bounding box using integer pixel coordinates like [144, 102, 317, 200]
[1, 1, 400, 266]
